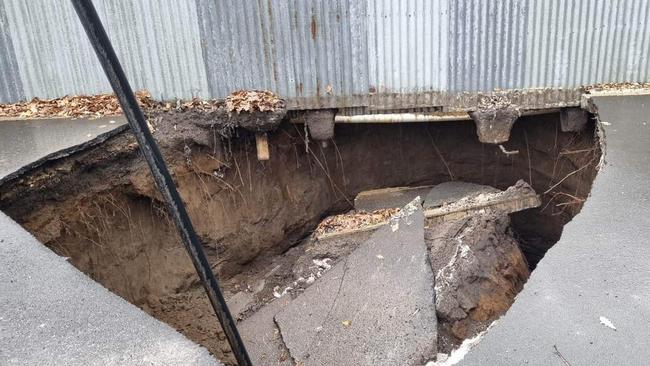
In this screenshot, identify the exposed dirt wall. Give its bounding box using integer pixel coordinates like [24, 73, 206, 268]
[0, 111, 600, 362]
[0, 112, 599, 304]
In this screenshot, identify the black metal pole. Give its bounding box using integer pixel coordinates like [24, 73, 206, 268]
[70, 1, 252, 364]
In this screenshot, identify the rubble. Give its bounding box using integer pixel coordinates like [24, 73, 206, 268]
[275, 197, 437, 366]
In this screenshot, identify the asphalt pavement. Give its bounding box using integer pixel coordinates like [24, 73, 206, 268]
[0, 116, 126, 179]
[0, 211, 219, 365]
[460, 95, 650, 365]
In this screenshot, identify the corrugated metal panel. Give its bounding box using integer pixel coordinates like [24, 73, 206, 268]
[367, 0, 448, 93]
[0, 1, 25, 103]
[1, 0, 650, 109]
[524, 0, 650, 88]
[2, 0, 208, 101]
[197, 0, 368, 109]
[449, 0, 528, 92]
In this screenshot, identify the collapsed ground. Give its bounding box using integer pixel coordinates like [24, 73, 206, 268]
[0, 108, 601, 364]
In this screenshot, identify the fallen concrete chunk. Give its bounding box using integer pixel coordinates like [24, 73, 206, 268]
[424, 180, 541, 225]
[354, 185, 432, 211]
[238, 297, 293, 366]
[423, 182, 499, 209]
[274, 198, 437, 365]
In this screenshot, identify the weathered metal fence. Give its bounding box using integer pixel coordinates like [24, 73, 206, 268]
[2, 0, 649, 110]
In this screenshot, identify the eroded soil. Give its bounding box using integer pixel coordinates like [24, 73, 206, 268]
[0, 110, 601, 363]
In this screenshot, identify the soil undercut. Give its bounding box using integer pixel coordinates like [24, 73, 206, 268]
[0, 109, 601, 363]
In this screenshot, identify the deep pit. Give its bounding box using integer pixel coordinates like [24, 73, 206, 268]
[0, 110, 601, 364]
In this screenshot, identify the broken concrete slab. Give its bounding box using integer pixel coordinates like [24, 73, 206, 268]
[424, 180, 541, 225]
[274, 198, 437, 365]
[227, 291, 254, 320]
[423, 182, 499, 209]
[238, 296, 293, 366]
[354, 185, 432, 211]
[0, 116, 127, 181]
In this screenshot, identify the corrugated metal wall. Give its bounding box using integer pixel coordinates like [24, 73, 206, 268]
[1, 0, 649, 109]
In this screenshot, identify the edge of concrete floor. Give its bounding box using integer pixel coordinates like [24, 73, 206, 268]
[456, 95, 650, 366]
[0, 211, 221, 366]
[0, 118, 128, 183]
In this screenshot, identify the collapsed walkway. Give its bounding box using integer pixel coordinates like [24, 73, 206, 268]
[238, 181, 538, 365]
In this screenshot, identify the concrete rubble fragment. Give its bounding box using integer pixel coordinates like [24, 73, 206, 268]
[240, 180, 539, 365]
[275, 197, 437, 365]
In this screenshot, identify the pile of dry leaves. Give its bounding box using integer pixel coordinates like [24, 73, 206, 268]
[0, 90, 224, 119]
[225, 90, 282, 113]
[0, 93, 125, 119]
[315, 208, 400, 236]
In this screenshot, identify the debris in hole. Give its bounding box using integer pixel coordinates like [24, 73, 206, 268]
[426, 324, 492, 366]
[599, 316, 617, 331]
[237, 182, 536, 365]
[426, 181, 535, 354]
[255, 133, 270, 160]
[273, 286, 293, 299]
[499, 144, 519, 155]
[312, 258, 332, 271]
[354, 185, 433, 211]
[424, 180, 541, 225]
[315, 208, 399, 239]
[273, 197, 437, 365]
[0, 108, 601, 365]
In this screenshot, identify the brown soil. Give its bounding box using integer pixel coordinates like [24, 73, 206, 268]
[427, 211, 530, 353]
[0, 110, 601, 364]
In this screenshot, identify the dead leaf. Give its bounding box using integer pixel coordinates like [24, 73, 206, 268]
[341, 320, 352, 327]
[315, 208, 399, 236]
[0, 90, 222, 119]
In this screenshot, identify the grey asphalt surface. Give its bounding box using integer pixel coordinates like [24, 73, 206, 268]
[275, 198, 437, 365]
[0, 210, 220, 365]
[460, 95, 650, 365]
[0, 116, 127, 179]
